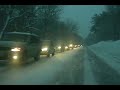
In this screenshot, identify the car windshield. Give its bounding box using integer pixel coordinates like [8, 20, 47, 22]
[1, 33, 29, 42]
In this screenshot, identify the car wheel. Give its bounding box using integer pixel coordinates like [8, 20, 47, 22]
[47, 53, 50, 57]
[34, 53, 40, 61]
[21, 55, 28, 65]
[52, 52, 55, 56]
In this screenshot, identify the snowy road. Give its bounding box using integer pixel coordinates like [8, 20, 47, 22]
[0, 47, 85, 85]
[0, 46, 119, 85]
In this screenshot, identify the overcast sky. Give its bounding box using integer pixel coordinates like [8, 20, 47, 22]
[60, 5, 105, 38]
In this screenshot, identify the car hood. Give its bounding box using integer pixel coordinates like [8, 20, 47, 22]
[0, 41, 27, 48]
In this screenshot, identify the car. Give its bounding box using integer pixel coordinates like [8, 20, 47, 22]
[68, 44, 74, 50]
[40, 40, 55, 57]
[0, 32, 41, 64]
[64, 45, 69, 51]
[73, 44, 79, 48]
[55, 43, 65, 53]
[54, 40, 67, 53]
[55, 45, 64, 52]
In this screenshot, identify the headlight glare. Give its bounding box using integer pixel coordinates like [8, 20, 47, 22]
[42, 48, 48, 51]
[13, 55, 18, 59]
[69, 44, 73, 47]
[11, 48, 21, 52]
[58, 46, 61, 49]
[65, 46, 68, 49]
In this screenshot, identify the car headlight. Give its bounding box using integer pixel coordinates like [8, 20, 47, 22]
[58, 46, 61, 49]
[69, 44, 73, 47]
[65, 46, 68, 49]
[13, 55, 18, 59]
[42, 48, 48, 51]
[11, 47, 21, 52]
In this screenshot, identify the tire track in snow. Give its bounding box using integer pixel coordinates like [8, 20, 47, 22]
[83, 48, 98, 85]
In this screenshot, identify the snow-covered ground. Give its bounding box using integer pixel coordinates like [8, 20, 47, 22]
[0, 47, 85, 85]
[89, 40, 120, 74]
[83, 49, 98, 85]
[0, 45, 103, 85]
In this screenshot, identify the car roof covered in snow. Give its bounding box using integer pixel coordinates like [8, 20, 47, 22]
[4, 32, 39, 37]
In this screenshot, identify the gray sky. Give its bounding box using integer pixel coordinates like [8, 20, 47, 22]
[60, 5, 105, 38]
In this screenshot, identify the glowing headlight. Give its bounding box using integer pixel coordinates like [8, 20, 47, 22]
[65, 46, 68, 49]
[42, 48, 48, 51]
[69, 44, 73, 47]
[58, 46, 61, 49]
[11, 47, 21, 52]
[13, 55, 18, 59]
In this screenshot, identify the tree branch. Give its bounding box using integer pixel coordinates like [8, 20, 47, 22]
[0, 15, 10, 39]
[9, 10, 29, 23]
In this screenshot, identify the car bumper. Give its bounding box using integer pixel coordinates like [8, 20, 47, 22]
[40, 51, 48, 55]
[0, 51, 23, 62]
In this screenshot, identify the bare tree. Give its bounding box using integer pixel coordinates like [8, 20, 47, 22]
[34, 5, 63, 38]
[0, 5, 35, 38]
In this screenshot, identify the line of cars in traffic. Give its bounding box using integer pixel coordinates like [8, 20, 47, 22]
[0, 32, 81, 64]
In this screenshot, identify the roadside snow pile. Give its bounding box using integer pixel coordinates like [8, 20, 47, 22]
[89, 40, 120, 73]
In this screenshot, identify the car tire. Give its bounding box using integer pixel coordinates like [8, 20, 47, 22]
[34, 52, 40, 61]
[21, 55, 28, 65]
[47, 53, 50, 57]
[20, 50, 28, 64]
[52, 52, 55, 56]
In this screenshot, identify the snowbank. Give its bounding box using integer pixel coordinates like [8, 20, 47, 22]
[89, 40, 120, 74]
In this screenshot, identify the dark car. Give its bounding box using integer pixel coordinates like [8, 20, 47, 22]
[55, 44, 65, 53]
[0, 32, 41, 64]
[68, 44, 74, 50]
[40, 40, 55, 57]
[54, 40, 66, 53]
